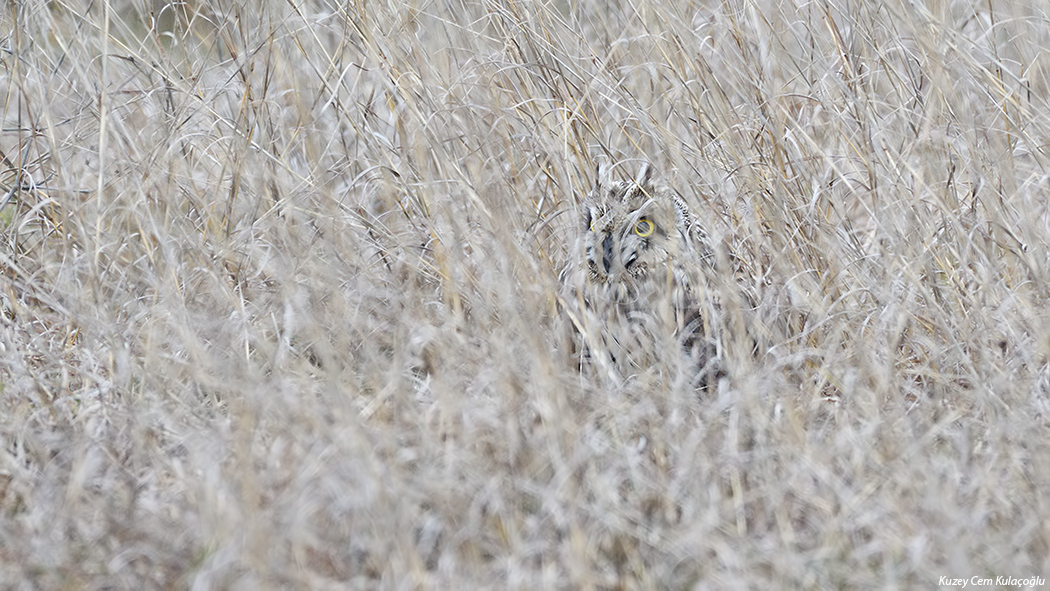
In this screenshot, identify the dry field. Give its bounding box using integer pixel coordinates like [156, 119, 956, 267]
[2, 0, 1050, 588]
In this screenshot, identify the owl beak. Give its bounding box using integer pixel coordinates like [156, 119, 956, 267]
[602, 233, 614, 274]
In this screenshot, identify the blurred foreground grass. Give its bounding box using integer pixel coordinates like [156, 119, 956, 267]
[1, 0, 1049, 588]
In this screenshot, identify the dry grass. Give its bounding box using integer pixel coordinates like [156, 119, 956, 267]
[2, 0, 1050, 588]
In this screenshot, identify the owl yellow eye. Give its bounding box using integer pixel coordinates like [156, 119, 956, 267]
[634, 218, 654, 237]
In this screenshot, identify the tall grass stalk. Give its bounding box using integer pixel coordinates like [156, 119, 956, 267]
[1, 0, 1049, 587]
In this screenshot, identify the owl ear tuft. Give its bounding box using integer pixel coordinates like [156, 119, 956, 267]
[635, 163, 654, 189]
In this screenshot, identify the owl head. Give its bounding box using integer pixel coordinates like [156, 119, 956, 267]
[580, 163, 689, 286]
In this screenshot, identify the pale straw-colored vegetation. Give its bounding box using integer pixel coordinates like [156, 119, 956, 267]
[2, 0, 1049, 588]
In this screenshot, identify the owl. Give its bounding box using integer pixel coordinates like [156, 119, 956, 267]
[561, 163, 723, 389]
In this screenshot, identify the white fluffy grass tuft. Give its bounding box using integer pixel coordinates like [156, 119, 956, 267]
[2, 0, 1049, 587]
